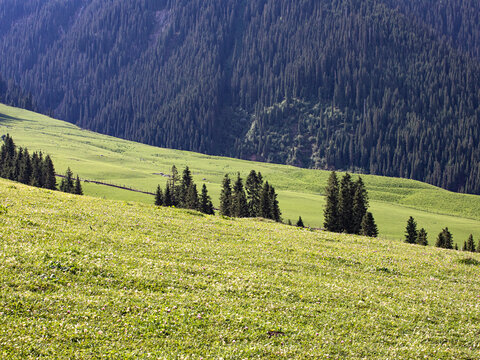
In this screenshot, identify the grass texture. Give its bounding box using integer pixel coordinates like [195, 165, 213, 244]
[1, 103, 480, 243]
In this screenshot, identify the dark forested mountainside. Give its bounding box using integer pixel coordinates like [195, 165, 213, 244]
[0, 74, 35, 111]
[1, 0, 480, 194]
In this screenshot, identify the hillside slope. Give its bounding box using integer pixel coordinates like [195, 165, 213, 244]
[2, 103, 480, 243]
[1, 178, 480, 358]
[1, 0, 480, 193]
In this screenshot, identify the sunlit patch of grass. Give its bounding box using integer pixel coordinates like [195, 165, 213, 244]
[0, 179, 479, 358]
[1, 103, 480, 243]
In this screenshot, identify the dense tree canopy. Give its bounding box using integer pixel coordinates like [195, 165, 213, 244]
[2, 0, 480, 193]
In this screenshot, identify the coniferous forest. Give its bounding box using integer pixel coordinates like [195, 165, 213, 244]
[0, 134, 82, 195]
[1, 0, 480, 193]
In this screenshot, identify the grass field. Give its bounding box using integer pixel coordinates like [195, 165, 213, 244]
[1, 103, 480, 244]
[1, 178, 480, 358]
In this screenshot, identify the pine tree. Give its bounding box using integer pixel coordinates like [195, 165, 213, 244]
[200, 184, 214, 215]
[245, 170, 263, 217]
[155, 185, 164, 206]
[18, 148, 32, 185]
[416, 228, 428, 246]
[352, 177, 368, 234]
[164, 182, 173, 206]
[180, 166, 193, 207]
[185, 183, 199, 210]
[360, 212, 378, 237]
[43, 155, 57, 190]
[436, 228, 453, 249]
[13, 147, 23, 181]
[462, 241, 467, 251]
[323, 171, 340, 232]
[338, 173, 354, 233]
[220, 174, 232, 216]
[74, 175, 83, 195]
[405, 217, 417, 244]
[260, 181, 272, 219]
[296, 216, 304, 228]
[60, 167, 74, 193]
[0, 134, 15, 179]
[232, 173, 248, 217]
[269, 185, 281, 222]
[30, 152, 44, 187]
[466, 234, 476, 252]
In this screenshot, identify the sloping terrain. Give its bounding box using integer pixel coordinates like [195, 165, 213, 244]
[1, 103, 480, 243]
[1, 178, 480, 358]
[1, 0, 480, 193]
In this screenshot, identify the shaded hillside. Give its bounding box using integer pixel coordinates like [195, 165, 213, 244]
[1, 0, 480, 193]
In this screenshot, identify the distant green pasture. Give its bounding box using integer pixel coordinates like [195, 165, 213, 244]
[1, 103, 480, 244]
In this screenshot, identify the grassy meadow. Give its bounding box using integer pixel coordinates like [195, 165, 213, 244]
[1, 103, 480, 244]
[1, 178, 480, 358]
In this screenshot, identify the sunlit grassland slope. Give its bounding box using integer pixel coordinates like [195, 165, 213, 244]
[1, 103, 480, 243]
[1, 179, 480, 358]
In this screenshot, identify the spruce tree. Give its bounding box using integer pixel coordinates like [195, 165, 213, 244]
[323, 171, 340, 232]
[338, 173, 354, 233]
[0, 134, 15, 178]
[360, 212, 378, 237]
[19, 148, 32, 185]
[466, 234, 476, 252]
[43, 155, 57, 190]
[246, 170, 262, 217]
[260, 181, 272, 219]
[436, 228, 453, 249]
[180, 166, 193, 207]
[462, 241, 467, 251]
[232, 173, 248, 217]
[74, 175, 83, 195]
[60, 167, 74, 193]
[200, 184, 214, 215]
[164, 182, 173, 206]
[269, 185, 281, 222]
[31, 152, 44, 187]
[352, 177, 368, 234]
[296, 216, 304, 228]
[220, 174, 232, 216]
[155, 185, 164, 206]
[12, 147, 23, 181]
[185, 183, 199, 210]
[416, 228, 428, 246]
[405, 217, 417, 244]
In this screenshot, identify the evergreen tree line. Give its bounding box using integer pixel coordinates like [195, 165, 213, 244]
[0, 134, 82, 195]
[2, 0, 480, 194]
[219, 170, 281, 222]
[154, 167, 282, 222]
[404, 216, 479, 252]
[323, 171, 377, 237]
[154, 165, 215, 215]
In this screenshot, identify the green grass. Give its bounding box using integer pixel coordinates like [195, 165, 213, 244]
[1, 178, 480, 358]
[1, 103, 480, 244]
